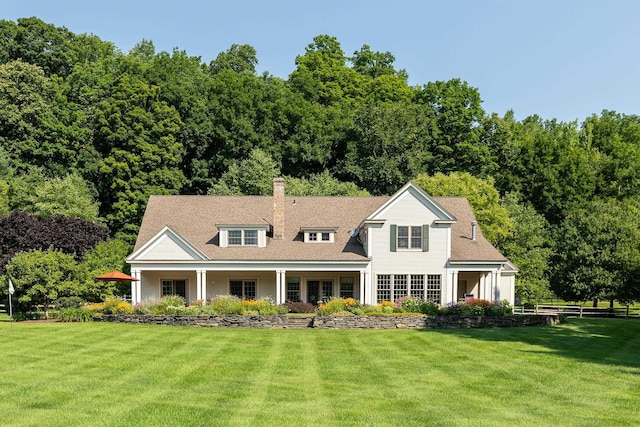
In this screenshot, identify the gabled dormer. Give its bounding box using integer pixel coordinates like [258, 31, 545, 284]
[359, 182, 457, 258]
[217, 224, 269, 248]
[300, 226, 338, 243]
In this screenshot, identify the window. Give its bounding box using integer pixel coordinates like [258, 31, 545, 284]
[391, 225, 428, 251]
[410, 275, 425, 299]
[228, 230, 258, 246]
[162, 279, 187, 299]
[230, 280, 256, 299]
[228, 230, 242, 245]
[340, 277, 354, 298]
[244, 230, 257, 245]
[321, 280, 333, 301]
[377, 274, 439, 303]
[377, 275, 392, 303]
[287, 277, 301, 302]
[394, 275, 408, 299]
[397, 226, 421, 249]
[426, 275, 441, 303]
[302, 228, 336, 243]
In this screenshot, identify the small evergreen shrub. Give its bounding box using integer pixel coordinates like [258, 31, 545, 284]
[54, 296, 86, 309]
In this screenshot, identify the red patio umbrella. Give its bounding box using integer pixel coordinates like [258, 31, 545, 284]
[94, 271, 139, 282]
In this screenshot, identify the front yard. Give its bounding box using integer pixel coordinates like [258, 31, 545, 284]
[0, 315, 639, 426]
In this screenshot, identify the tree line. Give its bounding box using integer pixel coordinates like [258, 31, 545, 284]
[1, 17, 639, 308]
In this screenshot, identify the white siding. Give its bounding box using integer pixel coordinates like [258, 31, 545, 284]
[138, 234, 199, 260]
[369, 192, 450, 274]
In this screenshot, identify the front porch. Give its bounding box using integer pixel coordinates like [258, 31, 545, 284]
[129, 268, 372, 306]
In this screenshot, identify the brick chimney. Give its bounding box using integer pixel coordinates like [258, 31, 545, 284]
[273, 178, 285, 240]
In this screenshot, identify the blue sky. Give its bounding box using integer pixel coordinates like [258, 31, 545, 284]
[4, 0, 639, 123]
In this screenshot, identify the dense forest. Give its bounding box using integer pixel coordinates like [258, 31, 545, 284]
[1, 17, 639, 308]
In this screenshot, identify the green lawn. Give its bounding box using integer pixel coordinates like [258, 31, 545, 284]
[1, 315, 639, 426]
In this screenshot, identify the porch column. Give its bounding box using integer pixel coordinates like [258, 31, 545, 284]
[482, 272, 492, 301]
[359, 270, 365, 304]
[281, 271, 287, 304]
[201, 270, 207, 302]
[276, 270, 286, 304]
[492, 271, 500, 301]
[196, 270, 206, 302]
[451, 271, 458, 304]
[196, 270, 202, 301]
[131, 269, 141, 305]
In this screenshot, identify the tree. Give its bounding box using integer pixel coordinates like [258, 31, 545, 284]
[4, 249, 82, 317]
[208, 148, 280, 195]
[289, 35, 366, 105]
[511, 116, 597, 225]
[0, 17, 79, 77]
[81, 239, 132, 300]
[285, 171, 369, 196]
[24, 173, 101, 222]
[91, 70, 185, 240]
[336, 101, 437, 195]
[552, 198, 640, 305]
[0, 211, 109, 272]
[351, 44, 406, 79]
[415, 79, 493, 176]
[413, 172, 512, 244]
[209, 44, 258, 75]
[496, 193, 553, 303]
[581, 110, 640, 200]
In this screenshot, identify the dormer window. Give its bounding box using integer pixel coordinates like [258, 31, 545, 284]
[301, 227, 337, 243]
[218, 224, 268, 248]
[228, 229, 258, 246]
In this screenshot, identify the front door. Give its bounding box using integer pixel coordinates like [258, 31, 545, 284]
[307, 280, 320, 304]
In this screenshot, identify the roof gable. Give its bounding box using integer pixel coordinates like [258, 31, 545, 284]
[366, 181, 456, 223]
[128, 226, 208, 261]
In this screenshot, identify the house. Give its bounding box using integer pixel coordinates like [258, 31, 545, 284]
[127, 179, 516, 306]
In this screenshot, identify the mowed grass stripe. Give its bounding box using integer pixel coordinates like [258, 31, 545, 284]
[1, 318, 640, 426]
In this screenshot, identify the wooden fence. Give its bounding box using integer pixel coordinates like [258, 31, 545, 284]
[514, 305, 640, 318]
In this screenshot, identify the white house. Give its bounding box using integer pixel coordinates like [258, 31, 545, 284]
[127, 179, 516, 306]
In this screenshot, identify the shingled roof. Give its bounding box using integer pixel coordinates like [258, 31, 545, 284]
[133, 193, 507, 263]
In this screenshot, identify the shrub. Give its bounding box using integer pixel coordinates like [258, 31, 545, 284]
[103, 297, 133, 314]
[12, 311, 48, 321]
[419, 300, 440, 315]
[242, 297, 287, 315]
[134, 295, 186, 315]
[318, 299, 345, 315]
[204, 295, 243, 315]
[59, 307, 94, 322]
[398, 297, 422, 313]
[54, 296, 86, 309]
[467, 298, 493, 315]
[87, 302, 105, 313]
[489, 300, 512, 316]
[284, 301, 315, 313]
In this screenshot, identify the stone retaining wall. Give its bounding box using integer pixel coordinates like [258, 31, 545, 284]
[96, 314, 563, 329]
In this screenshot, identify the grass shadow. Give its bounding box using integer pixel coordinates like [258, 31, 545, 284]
[425, 317, 640, 370]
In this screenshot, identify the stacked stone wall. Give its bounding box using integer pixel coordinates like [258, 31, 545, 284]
[96, 314, 564, 329]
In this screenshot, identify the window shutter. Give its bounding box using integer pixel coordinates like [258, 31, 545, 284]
[390, 224, 397, 252]
[422, 224, 429, 252]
